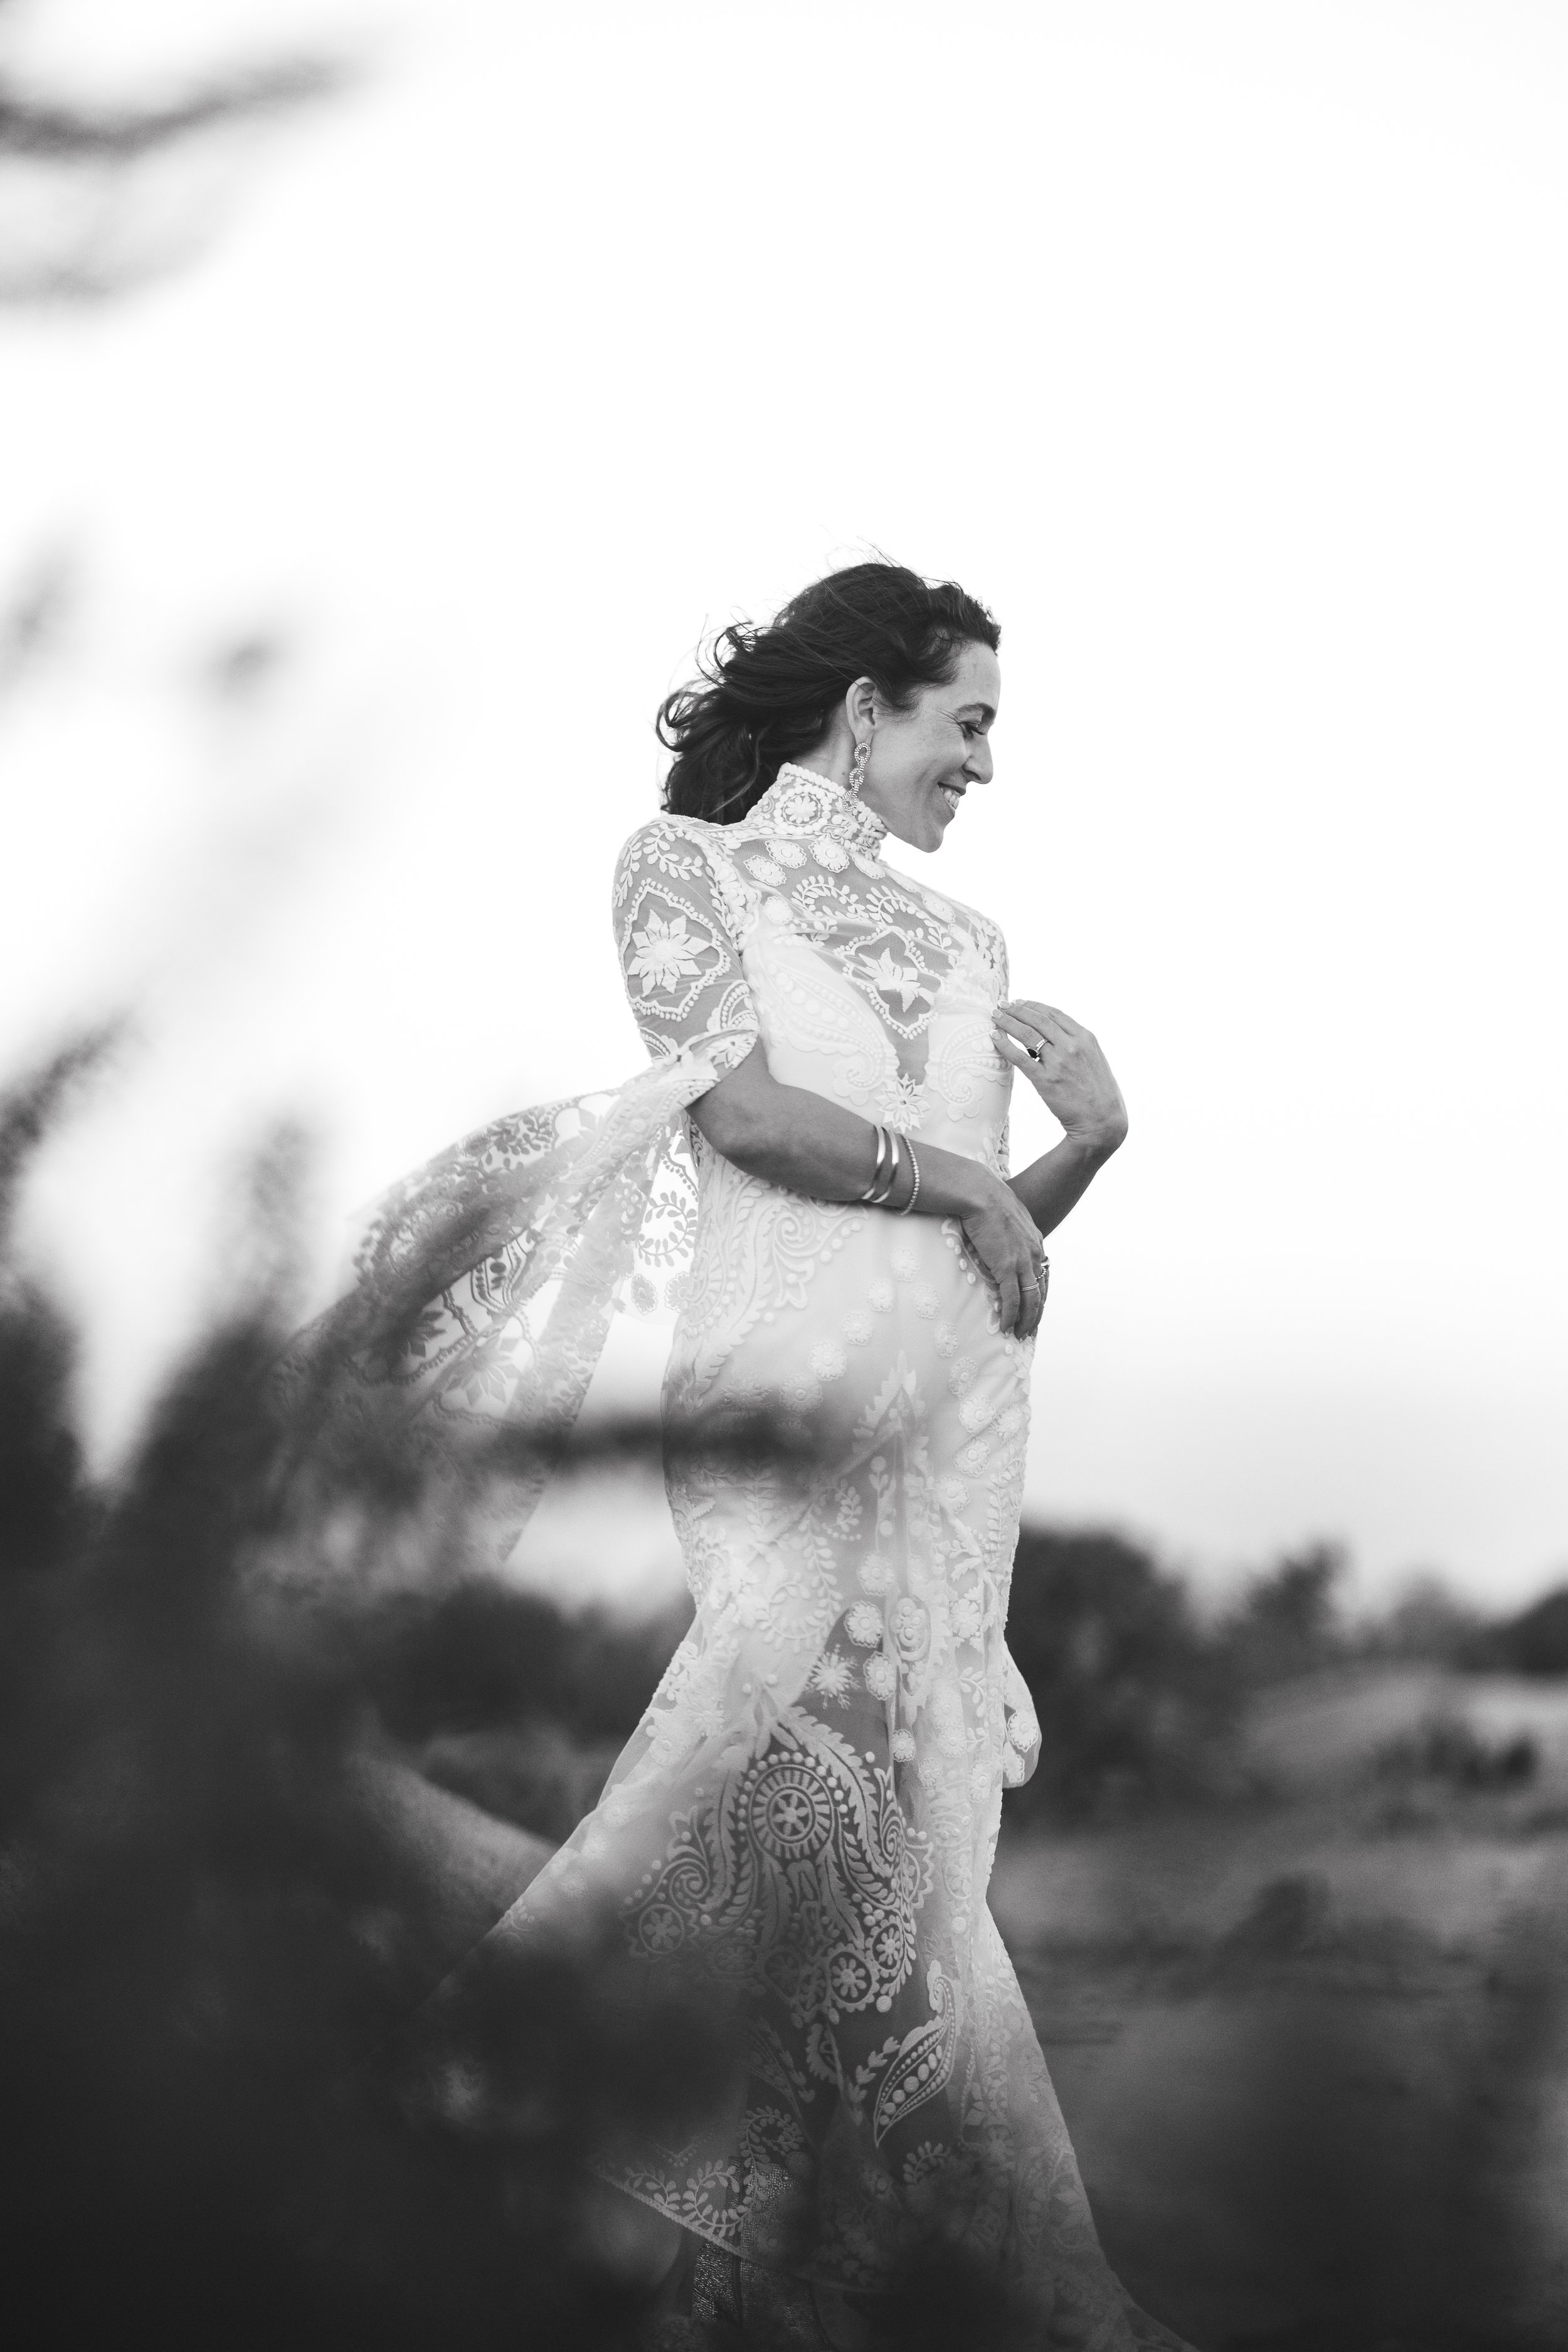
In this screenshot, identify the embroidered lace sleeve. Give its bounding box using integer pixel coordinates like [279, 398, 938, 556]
[613, 817, 761, 1082]
[943, 895, 1012, 1177]
[950, 897, 1008, 1001]
[983, 912, 1012, 1176]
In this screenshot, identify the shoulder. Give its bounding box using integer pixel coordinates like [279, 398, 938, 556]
[953, 896, 1007, 970]
[612, 812, 758, 929]
[613, 812, 724, 896]
[615, 810, 718, 872]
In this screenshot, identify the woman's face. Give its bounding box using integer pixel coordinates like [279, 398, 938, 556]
[857, 640, 1001, 853]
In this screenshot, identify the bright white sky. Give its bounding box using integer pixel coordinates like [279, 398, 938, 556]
[1, 0, 1564, 1609]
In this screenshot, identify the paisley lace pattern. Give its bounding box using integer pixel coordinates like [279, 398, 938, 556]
[439, 769, 1197, 2346]
[301, 768, 1189, 2343]
[270, 1048, 741, 1560]
[610, 765, 1010, 1162]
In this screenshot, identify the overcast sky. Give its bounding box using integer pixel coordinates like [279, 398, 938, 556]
[3, 0, 1564, 1608]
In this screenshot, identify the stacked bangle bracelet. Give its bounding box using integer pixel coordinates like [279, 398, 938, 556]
[871, 1126, 901, 1205]
[859, 1125, 921, 1214]
[859, 1124, 893, 1204]
[898, 1142, 921, 1216]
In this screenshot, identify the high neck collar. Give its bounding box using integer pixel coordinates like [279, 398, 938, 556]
[751, 762, 887, 855]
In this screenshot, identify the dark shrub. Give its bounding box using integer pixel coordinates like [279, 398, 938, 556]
[1217, 1540, 1348, 1687]
[1375, 1714, 1539, 1793]
[1004, 1527, 1235, 1820]
[1461, 1584, 1568, 1678]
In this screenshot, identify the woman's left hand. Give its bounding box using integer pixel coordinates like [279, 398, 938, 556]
[992, 999, 1129, 1157]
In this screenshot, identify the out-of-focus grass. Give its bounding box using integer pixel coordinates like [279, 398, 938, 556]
[993, 1665, 1568, 2351]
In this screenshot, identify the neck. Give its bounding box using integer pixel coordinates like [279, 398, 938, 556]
[793, 723, 854, 791]
[760, 762, 887, 853]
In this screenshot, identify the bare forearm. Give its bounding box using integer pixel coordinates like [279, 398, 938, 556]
[1008, 1129, 1121, 1240]
[990, 997, 1129, 1241]
[689, 1042, 1049, 1339]
[690, 1053, 985, 1219]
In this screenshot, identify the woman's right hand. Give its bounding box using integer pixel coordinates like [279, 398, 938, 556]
[958, 1172, 1048, 1340]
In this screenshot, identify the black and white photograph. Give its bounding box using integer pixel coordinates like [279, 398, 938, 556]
[2, 4, 1565, 2348]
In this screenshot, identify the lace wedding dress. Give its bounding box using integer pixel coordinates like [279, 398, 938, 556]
[311, 765, 1191, 2348]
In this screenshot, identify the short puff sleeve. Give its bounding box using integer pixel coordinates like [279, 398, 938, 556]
[612, 818, 761, 1083]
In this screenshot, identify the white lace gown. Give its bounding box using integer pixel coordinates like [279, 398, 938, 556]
[458, 766, 1189, 2347]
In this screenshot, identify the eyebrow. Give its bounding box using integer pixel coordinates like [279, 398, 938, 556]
[955, 702, 996, 725]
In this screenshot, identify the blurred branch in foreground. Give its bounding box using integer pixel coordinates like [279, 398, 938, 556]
[0, 18, 351, 302]
[0, 1038, 999, 2350]
[0, 542, 71, 695]
[4, 1030, 1567, 2349]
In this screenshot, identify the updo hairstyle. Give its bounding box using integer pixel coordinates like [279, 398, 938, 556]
[658, 561, 1000, 825]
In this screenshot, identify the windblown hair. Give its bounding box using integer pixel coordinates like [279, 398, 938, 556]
[658, 561, 1000, 825]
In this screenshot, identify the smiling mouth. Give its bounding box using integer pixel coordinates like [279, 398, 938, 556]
[939, 784, 965, 815]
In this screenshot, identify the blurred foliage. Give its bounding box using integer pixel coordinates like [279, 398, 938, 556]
[0, 1037, 1029, 2349]
[366, 1519, 1568, 1841]
[1000, 1527, 1237, 1822]
[368, 1581, 693, 1754]
[3, 1030, 1565, 2344]
[989, 1535, 1565, 1826]
[0, 1044, 732, 2352]
[0, 6, 347, 304]
[368, 1581, 693, 1845]
[1373, 1713, 1539, 1795]
[1216, 1539, 1348, 1688]
[1360, 1571, 1488, 1666]
[1461, 1586, 1568, 1678]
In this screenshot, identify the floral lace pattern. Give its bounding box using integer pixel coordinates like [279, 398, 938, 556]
[474, 771, 1194, 2345]
[611, 765, 1011, 1164]
[326, 767, 1192, 2346]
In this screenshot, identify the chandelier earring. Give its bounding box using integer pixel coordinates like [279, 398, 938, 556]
[849, 736, 871, 796]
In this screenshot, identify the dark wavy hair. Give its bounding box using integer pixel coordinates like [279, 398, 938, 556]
[658, 561, 1000, 824]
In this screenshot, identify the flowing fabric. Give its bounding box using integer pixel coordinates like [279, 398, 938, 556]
[270, 1047, 738, 1550]
[302, 766, 1194, 2348]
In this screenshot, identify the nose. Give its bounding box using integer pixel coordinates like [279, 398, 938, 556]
[963, 739, 995, 787]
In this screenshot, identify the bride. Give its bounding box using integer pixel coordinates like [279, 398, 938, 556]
[323, 563, 1193, 2349]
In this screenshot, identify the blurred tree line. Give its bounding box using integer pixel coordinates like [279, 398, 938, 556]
[0, 1043, 1039, 2349]
[385, 1525, 1568, 1841]
[1000, 1532, 1566, 1822]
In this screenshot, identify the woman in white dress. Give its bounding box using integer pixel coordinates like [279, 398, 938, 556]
[329, 564, 1192, 2348]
